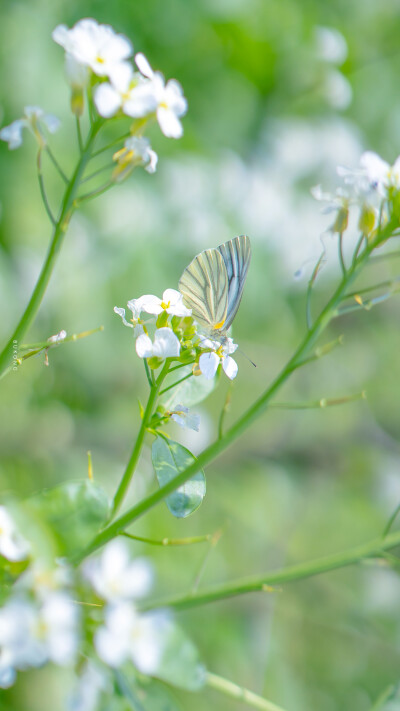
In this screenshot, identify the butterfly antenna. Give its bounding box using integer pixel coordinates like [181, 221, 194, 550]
[237, 347, 257, 368]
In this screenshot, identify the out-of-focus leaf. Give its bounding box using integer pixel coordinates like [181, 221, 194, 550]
[154, 619, 206, 691]
[151, 437, 206, 518]
[115, 669, 183, 711]
[26, 480, 109, 557]
[159, 365, 216, 409]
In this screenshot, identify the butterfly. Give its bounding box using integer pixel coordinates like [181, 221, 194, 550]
[178, 235, 251, 339]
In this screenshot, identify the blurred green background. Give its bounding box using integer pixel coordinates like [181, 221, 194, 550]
[2, 0, 400, 709]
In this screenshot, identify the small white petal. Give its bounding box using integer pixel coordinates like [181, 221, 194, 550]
[0, 120, 25, 149]
[222, 356, 238, 380]
[157, 106, 183, 138]
[139, 294, 163, 315]
[145, 149, 158, 173]
[135, 52, 154, 78]
[42, 113, 61, 134]
[94, 83, 122, 118]
[152, 328, 181, 358]
[199, 351, 219, 379]
[114, 306, 134, 328]
[136, 333, 153, 358]
[123, 82, 158, 118]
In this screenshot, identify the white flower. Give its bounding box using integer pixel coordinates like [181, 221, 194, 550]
[136, 328, 181, 360]
[68, 660, 111, 711]
[114, 300, 145, 337]
[112, 136, 158, 182]
[140, 289, 191, 317]
[338, 152, 400, 197]
[94, 62, 157, 119]
[0, 593, 79, 682]
[198, 337, 238, 380]
[171, 405, 200, 432]
[0, 506, 29, 561]
[314, 26, 348, 65]
[17, 558, 72, 599]
[135, 53, 188, 138]
[82, 538, 153, 603]
[311, 184, 351, 232]
[95, 602, 166, 674]
[0, 106, 60, 150]
[52, 18, 132, 78]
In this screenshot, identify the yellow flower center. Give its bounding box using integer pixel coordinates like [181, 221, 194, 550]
[161, 301, 171, 310]
[96, 56, 105, 64]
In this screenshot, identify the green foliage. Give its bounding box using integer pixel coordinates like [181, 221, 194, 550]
[153, 619, 206, 691]
[160, 365, 216, 409]
[26, 480, 109, 557]
[152, 436, 206, 518]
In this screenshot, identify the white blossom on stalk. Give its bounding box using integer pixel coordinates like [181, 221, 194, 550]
[114, 299, 146, 336]
[0, 106, 60, 150]
[112, 136, 158, 181]
[95, 602, 165, 674]
[198, 337, 238, 380]
[65, 54, 90, 117]
[82, 539, 153, 602]
[311, 184, 351, 233]
[136, 328, 181, 360]
[0, 506, 29, 562]
[140, 289, 191, 317]
[94, 62, 157, 119]
[171, 405, 200, 432]
[52, 18, 132, 78]
[135, 53, 188, 138]
[18, 558, 72, 600]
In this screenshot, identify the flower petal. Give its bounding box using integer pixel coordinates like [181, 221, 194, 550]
[199, 351, 219, 379]
[152, 328, 180, 358]
[136, 333, 153, 358]
[94, 83, 122, 118]
[222, 356, 238, 380]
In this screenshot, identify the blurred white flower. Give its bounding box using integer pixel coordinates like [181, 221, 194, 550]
[171, 404, 200, 431]
[0, 593, 79, 686]
[0, 506, 29, 561]
[112, 136, 158, 182]
[95, 602, 165, 674]
[135, 53, 188, 138]
[360, 151, 400, 194]
[68, 660, 111, 711]
[18, 558, 72, 599]
[136, 327, 181, 359]
[65, 54, 90, 117]
[82, 538, 153, 602]
[94, 63, 157, 119]
[323, 69, 352, 111]
[140, 288, 191, 317]
[314, 26, 348, 65]
[52, 18, 132, 78]
[198, 336, 238, 380]
[114, 302, 144, 337]
[47, 329, 67, 344]
[0, 106, 60, 150]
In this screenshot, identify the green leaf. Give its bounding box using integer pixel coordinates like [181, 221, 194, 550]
[152, 437, 206, 518]
[160, 365, 216, 409]
[115, 670, 183, 711]
[26, 480, 110, 557]
[154, 619, 206, 691]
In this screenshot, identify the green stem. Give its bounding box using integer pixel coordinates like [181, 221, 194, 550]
[76, 116, 83, 154]
[37, 150, 56, 225]
[338, 232, 346, 275]
[45, 146, 68, 183]
[0, 121, 102, 376]
[121, 531, 212, 546]
[269, 391, 366, 410]
[77, 224, 396, 561]
[142, 528, 400, 611]
[77, 180, 113, 203]
[110, 361, 170, 518]
[369, 683, 399, 710]
[206, 672, 288, 711]
[158, 371, 193, 395]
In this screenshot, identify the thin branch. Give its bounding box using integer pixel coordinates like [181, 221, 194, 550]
[76, 181, 114, 204]
[206, 672, 288, 711]
[158, 371, 193, 396]
[76, 116, 84, 154]
[269, 391, 366, 410]
[338, 232, 346, 275]
[121, 531, 212, 546]
[45, 146, 68, 183]
[37, 151, 56, 225]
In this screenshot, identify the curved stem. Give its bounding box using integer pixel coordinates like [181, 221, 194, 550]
[110, 360, 171, 518]
[76, 223, 396, 562]
[0, 121, 102, 376]
[142, 528, 400, 611]
[206, 672, 287, 711]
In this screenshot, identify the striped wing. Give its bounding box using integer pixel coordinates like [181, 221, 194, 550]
[217, 235, 251, 330]
[179, 248, 228, 331]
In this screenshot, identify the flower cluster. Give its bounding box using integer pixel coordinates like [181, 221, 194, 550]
[0, 18, 187, 179]
[115, 288, 240, 380]
[312, 150, 400, 236]
[0, 509, 169, 698]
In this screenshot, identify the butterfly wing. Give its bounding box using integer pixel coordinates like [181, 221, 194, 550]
[217, 235, 251, 330]
[179, 248, 228, 331]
